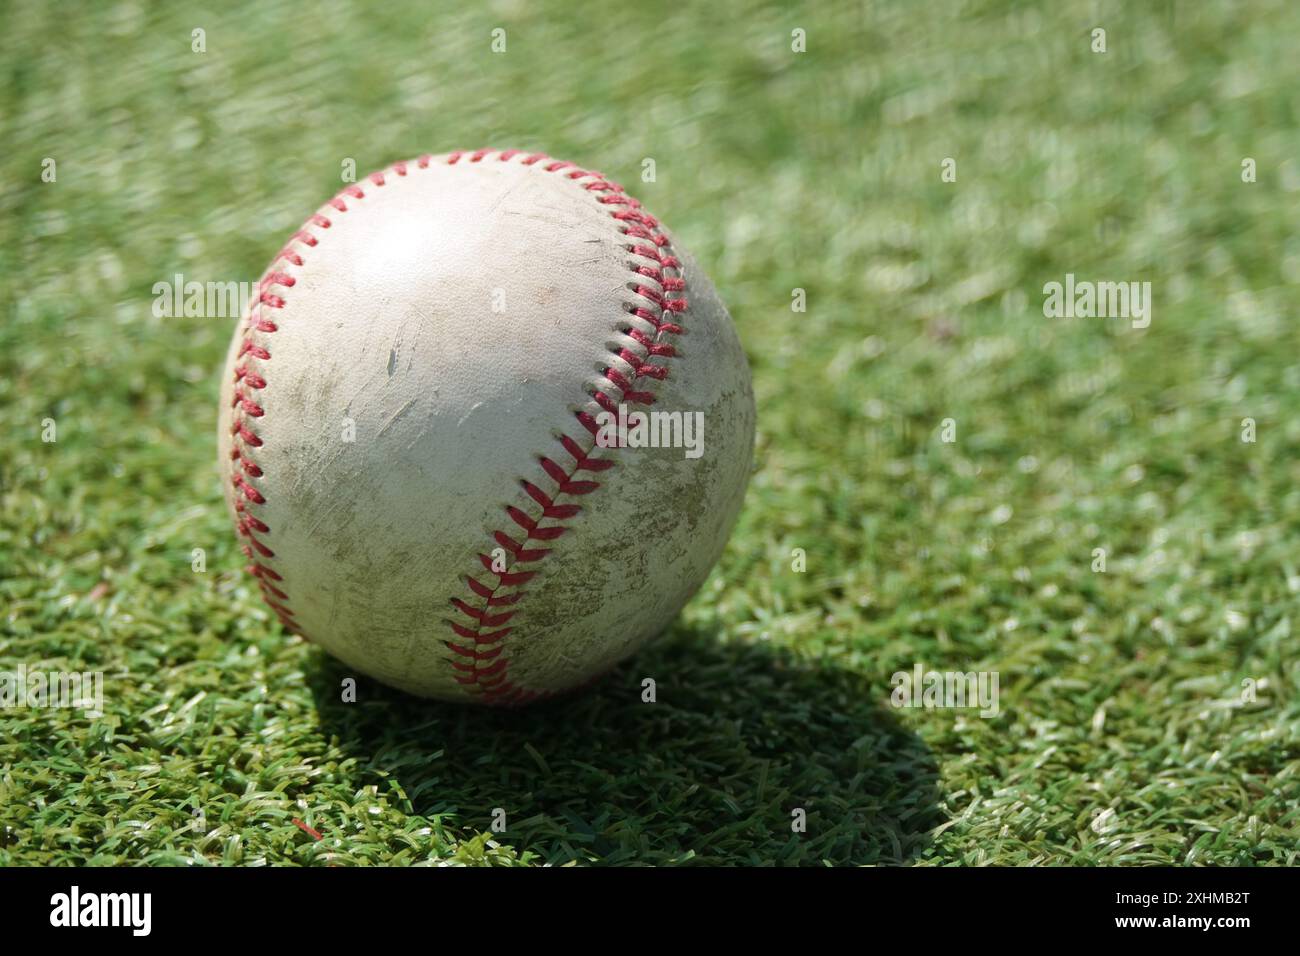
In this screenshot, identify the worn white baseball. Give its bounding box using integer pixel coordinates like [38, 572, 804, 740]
[218, 149, 754, 704]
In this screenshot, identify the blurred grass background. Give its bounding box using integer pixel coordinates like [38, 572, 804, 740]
[1, 0, 1297, 864]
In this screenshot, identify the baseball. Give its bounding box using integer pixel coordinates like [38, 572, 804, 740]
[218, 149, 755, 704]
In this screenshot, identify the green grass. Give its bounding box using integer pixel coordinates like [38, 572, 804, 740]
[2, 0, 1298, 865]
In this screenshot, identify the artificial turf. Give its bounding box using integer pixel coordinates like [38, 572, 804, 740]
[1, 0, 1297, 865]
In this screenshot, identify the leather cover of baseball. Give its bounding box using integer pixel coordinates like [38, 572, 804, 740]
[218, 149, 754, 704]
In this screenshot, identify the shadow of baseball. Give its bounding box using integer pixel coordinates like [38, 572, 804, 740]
[308, 624, 941, 866]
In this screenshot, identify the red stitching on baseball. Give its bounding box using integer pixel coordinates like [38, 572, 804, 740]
[226, 177, 364, 634]
[434, 149, 688, 705]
